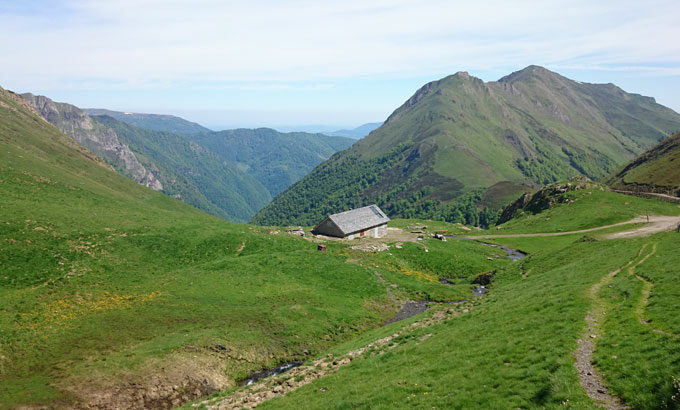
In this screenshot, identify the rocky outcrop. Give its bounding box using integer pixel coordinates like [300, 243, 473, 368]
[498, 177, 598, 223]
[21, 94, 162, 191]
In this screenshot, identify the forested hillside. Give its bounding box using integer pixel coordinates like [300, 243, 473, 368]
[23, 94, 355, 222]
[189, 128, 355, 197]
[93, 115, 272, 222]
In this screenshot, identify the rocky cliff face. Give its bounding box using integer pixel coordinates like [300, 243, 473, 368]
[21, 94, 162, 191]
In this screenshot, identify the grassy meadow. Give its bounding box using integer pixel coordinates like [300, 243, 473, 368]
[257, 232, 680, 409]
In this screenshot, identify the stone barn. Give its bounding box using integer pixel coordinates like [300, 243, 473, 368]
[312, 205, 390, 239]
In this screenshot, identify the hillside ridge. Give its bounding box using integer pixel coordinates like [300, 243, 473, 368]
[607, 131, 680, 197]
[254, 65, 680, 226]
[22, 93, 163, 190]
[83, 108, 211, 134]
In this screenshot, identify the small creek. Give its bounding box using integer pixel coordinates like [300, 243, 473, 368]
[208, 227, 559, 410]
[446, 236, 527, 261]
[237, 240, 526, 387]
[384, 299, 468, 325]
[480, 243, 527, 261]
[442, 238, 527, 298]
[238, 361, 303, 386]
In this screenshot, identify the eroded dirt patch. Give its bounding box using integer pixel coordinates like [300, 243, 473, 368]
[65, 351, 233, 409]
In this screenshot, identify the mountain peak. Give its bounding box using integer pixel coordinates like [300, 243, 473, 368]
[497, 65, 560, 83]
[255, 66, 680, 226]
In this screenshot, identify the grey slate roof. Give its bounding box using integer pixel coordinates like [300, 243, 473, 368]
[318, 204, 390, 236]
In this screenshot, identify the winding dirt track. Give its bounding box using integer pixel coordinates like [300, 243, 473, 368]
[464, 216, 680, 240]
[632, 244, 680, 339]
[612, 190, 680, 203]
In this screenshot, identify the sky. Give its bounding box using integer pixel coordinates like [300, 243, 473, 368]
[1, 0, 679, 131]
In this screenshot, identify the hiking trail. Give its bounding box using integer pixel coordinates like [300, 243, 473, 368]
[631, 244, 680, 339]
[574, 244, 657, 409]
[467, 216, 680, 240]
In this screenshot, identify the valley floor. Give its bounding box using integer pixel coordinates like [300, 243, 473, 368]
[189, 212, 680, 409]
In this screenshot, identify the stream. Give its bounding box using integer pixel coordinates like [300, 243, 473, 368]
[238, 361, 304, 386]
[237, 240, 526, 387]
[446, 236, 527, 261]
[480, 242, 527, 261]
[443, 237, 527, 297]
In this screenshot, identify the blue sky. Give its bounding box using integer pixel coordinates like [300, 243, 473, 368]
[1, 0, 679, 131]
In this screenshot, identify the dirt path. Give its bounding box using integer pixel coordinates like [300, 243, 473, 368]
[193, 304, 468, 409]
[612, 190, 680, 203]
[632, 244, 680, 339]
[604, 216, 680, 239]
[574, 245, 651, 409]
[465, 216, 680, 240]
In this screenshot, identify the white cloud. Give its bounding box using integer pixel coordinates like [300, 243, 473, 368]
[1, 0, 679, 91]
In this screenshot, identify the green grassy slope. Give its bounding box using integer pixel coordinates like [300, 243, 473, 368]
[262, 241, 636, 409]
[597, 235, 680, 408]
[5, 84, 680, 408]
[607, 131, 680, 196]
[83, 108, 212, 134]
[255, 66, 680, 226]
[257, 196, 680, 409]
[495, 179, 680, 232]
[188, 128, 355, 197]
[1, 85, 511, 408]
[0, 87, 390, 408]
[93, 115, 272, 222]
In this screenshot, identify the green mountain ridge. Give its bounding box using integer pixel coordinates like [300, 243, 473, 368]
[607, 130, 680, 197]
[21, 93, 270, 222]
[21, 93, 164, 191]
[92, 115, 272, 222]
[254, 65, 680, 226]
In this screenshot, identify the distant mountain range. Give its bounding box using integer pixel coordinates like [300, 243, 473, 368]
[187, 128, 354, 197]
[254, 65, 680, 226]
[21, 94, 353, 222]
[326, 122, 382, 139]
[83, 108, 212, 134]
